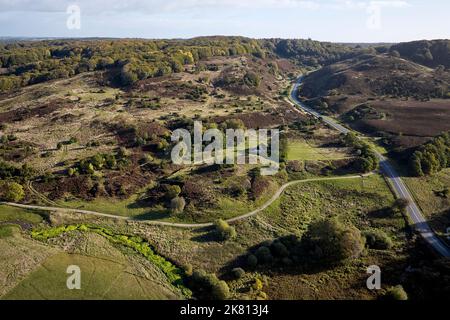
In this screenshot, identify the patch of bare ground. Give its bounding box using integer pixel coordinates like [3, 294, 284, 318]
[214, 105, 306, 129]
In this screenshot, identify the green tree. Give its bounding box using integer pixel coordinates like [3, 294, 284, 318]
[231, 268, 245, 279]
[410, 151, 424, 176]
[364, 229, 393, 250]
[305, 219, 365, 265]
[247, 254, 258, 268]
[383, 285, 408, 300]
[214, 219, 237, 241]
[355, 157, 373, 173]
[1, 182, 25, 202]
[211, 280, 230, 300]
[255, 246, 273, 264]
[391, 198, 409, 215]
[165, 185, 181, 199]
[190, 269, 230, 300]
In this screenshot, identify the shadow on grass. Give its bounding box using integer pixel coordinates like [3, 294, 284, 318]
[131, 211, 171, 221]
[190, 227, 220, 243]
[126, 200, 172, 221]
[368, 207, 395, 219]
[220, 235, 338, 280]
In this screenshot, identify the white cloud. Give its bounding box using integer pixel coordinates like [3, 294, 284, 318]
[0, 0, 321, 14]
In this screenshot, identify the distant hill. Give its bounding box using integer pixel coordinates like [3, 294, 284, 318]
[261, 38, 361, 67]
[301, 53, 448, 99]
[390, 40, 450, 68]
[299, 52, 450, 150]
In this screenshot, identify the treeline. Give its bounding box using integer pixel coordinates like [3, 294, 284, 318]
[389, 40, 450, 69]
[0, 37, 371, 93]
[262, 38, 361, 67]
[0, 37, 265, 92]
[341, 133, 379, 173]
[409, 132, 450, 176]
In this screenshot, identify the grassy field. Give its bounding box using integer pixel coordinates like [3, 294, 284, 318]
[403, 168, 450, 236]
[128, 172, 408, 300]
[260, 174, 399, 237]
[237, 174, 407, 300]
[0, 202, 184, 300]
[3, 252, 180, 300]
[0, 172, 409, 300]
[1, 224, 184, 300]
[287, 139, 349, 161]
[0, 229, 59, 297]
[0, 204, 45, 224]
[57, 194, 163, 219]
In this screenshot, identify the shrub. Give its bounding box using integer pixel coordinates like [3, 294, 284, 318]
[214, 219, 237, 241]
[211, 280, 230, 300]
[390, 50, 401, 58]
[190, 269, 230, 300]
[255, 246, 273, 264]
[243, 72, 261, 87]
[68, 168, 77, 177]
[226, 183, 246, 197]
[0, 181, 25, 202]
[391, 198, 409, 215]
[184, 264, 193, 277]
[250, 176, 270, 200]
[170, 196, 186, 214]
[165, 184, 181, 200]
[252, 278, 264, 291]
[247, 254, 258, 268]
[364, 229, 393, 250]
[271, 241, 289, 257]
[304, 219, 365, 265]
[383, 285, 408, 300]
[231, 267, 245, 279]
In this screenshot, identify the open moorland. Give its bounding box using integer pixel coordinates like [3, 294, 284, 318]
[0, 37, 449, 300]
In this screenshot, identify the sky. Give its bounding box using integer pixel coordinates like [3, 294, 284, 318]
[0, 0, 448, 42]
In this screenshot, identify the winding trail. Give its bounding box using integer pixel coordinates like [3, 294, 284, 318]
[1, 174, 370, 229]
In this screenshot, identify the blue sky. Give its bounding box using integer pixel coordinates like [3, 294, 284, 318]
[0, 0, 448, 42]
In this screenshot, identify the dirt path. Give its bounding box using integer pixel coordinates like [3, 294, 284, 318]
[2, 174, 372, 229]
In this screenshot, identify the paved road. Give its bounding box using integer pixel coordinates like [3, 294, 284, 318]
[1, 175, 368, 229]
[289, 76, 450, 258]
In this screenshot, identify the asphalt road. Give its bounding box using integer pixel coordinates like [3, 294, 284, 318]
[289, 76, 450, 258]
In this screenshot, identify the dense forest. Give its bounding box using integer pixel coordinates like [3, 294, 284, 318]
[0, 37, 266, 92]
[0, 37, 365, 93]
[409, 132, 450, 176]
[261, 38, 363, 66]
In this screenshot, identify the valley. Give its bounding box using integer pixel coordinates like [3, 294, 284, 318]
[0, 37, 449, 301]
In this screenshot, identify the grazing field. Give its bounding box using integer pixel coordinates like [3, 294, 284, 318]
[0, 204, 45, 224]
[57, 193, 165, 220]
[4, 252, 180, 300]
[0, 203, 184, 300]
[1, 228, 183, 300]
[0, 231, 59, 297]
[287, 139, 349, 161]
[260, 174, 399, 236]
